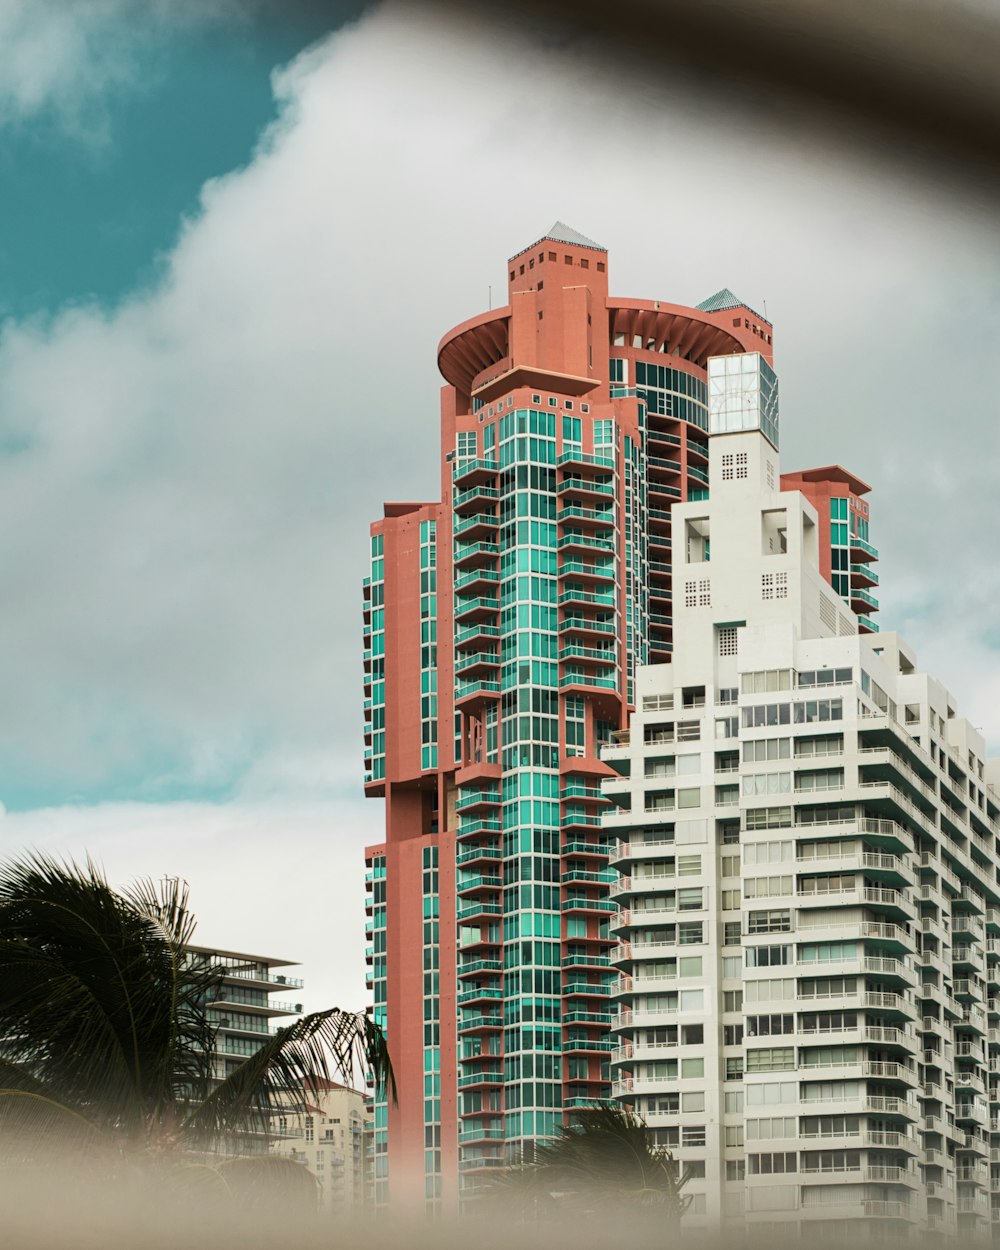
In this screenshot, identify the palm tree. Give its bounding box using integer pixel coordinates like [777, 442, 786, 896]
[0, 853, 393, 1167]
[489, 1103, 690, 1226]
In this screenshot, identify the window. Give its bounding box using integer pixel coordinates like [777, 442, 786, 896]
[742, 703, 791, 728]
[725, 1056, 744, 1081]
[722, 955, 742, 978]
[743, 738, 790, 762]
[721, 888, 741, 910]
[743, 841, 791, 866]
[743, 875, 792, 899]
[723, 920, 742, 945]
[726, 1159, 746, 1179]
[723, 990, 743, 1012]
[742, 771, 791, 796]
[746, 944, 791, 967]
[721, 854, 740, 877]
[682, 1125, 706, 1147]
[747, 909, 791, 934]
[749, 1152, 797, 1174]
[745, 1081, 797, 1106]
[742, 670, 792, 694]
[746, 1116, 796, 1140]
[746, 1046, 794, 1072]
[747, 1014, 794, 1037]
[723, 1023, 744, 1046]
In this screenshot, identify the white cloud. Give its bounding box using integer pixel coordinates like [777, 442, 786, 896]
[0, 0, 271, 138]
[0, 0, 998, 843]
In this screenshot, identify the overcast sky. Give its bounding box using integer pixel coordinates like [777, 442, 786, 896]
[0, 0, 998, 1015]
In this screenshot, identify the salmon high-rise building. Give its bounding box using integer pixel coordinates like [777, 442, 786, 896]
[362, 225, 822, 1210]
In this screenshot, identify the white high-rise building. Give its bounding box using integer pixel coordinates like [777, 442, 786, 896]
[602, 353, 1000, 1243]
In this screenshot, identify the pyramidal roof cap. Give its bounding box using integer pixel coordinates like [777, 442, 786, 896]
[696, 286, 769, 324]
[510, 222, 606, 261]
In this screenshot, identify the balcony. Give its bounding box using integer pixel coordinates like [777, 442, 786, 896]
[454, 540, 499, 569]
[454, 652, 501, 681]
[457, 873, 502, 897]
[851, 586, 880, 615]
[559, 559, 615, 584]
[559, 616, 616, 639]
[456, 845, 502, 868]
[850, 534, 879, 561]
[454, 484, 499, 514]
[455, 678, 501, 706]
[454, 568, 500, 595]
[558, 449, 615, 472]
[453, 512, 498, 541]
[557, 476, 614, 503]
[557, 506, 615, 531]
[454, 595, 499, 624]
[557, 530, 615, 555]
[559, 672, 618, 693]
[455, 788, 501, 814]
[455, 621, 501, 648]
[851, 562, 879, 588]
[453, 458, 498, 486]
[457, 817, 502, 840]
[558, 587, 616, 611]
[559, 643, 617, 667]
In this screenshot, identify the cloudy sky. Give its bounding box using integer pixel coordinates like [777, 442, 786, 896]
[0, 0, 998, 1013]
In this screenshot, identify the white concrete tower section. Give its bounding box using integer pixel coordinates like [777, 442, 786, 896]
[602, 351, 1000, 1244]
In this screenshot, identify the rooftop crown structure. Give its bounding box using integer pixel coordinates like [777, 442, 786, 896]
[361, 229, 879, 1211]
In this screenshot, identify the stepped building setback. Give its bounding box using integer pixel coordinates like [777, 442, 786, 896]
[362, 226, 880, 1210]
[604, 356, 1000, 1240]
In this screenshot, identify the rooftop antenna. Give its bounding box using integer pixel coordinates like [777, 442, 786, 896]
[489, 284, 492, 310]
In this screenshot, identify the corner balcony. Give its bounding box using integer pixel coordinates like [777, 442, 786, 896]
[457, 873, 502, 898]
[558, 586, 616, 612]
[454, 484, 499, 514]
[454, 567, 500, 596]
[851, 586, 880, 615]
[455, 621, 501, 649]
[454, 540, 499, 569]
[559, 643, 617, 668]
[455, 788, 500, 815]
[453, 512, 498, 541]
[559, 559, 615, 586]
[557, 529, 615, 556]
[851, 562, 879, 588]
[454, 595, 499, 624]
[454, 651, 500, 679]
[456, 958, 501, 980]
[557, 506, 615, 532]
[850, 534, 879, 562]
[558, 449, 615, 473]
[561, 838, 610, 861]
[453, 458, 499, 486]
[458, 1014, 502, 1036]
[456, 984, 502, 1007]
[455, 677, 501, 707]
[556, 476, 615, 504]
[558, 616, 616, 641]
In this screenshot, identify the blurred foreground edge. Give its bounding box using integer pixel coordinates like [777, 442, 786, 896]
[430, 0, 1000, 192]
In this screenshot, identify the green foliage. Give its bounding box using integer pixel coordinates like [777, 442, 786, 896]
[490, 1103, 690, 1222]
[0, 853, 393, 1165]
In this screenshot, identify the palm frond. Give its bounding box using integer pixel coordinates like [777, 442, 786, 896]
[181, 1007, 394, 1148]
[0, 1091, 103, 1164]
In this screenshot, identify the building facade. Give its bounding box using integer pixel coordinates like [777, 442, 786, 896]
[604, 354, 1000, 1241]
[362, 225, 782, 1207]
[187, 946, 303, 1080]
[271, 1080, 370, 1212]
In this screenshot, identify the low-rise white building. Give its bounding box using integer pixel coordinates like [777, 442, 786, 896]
[603, 352, 1000, 1242]
[271, 1080, 370, 1213]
